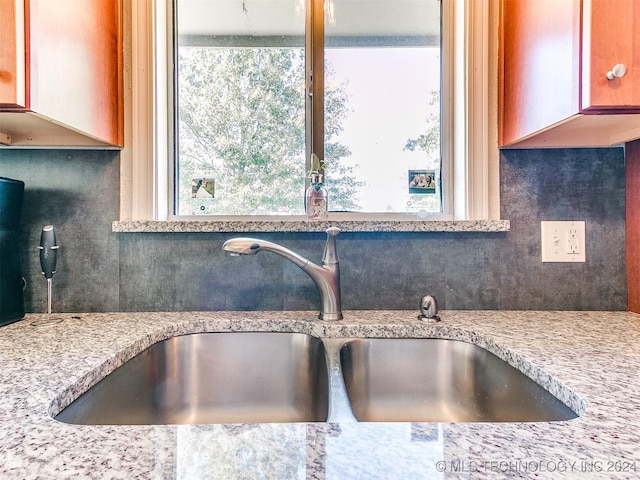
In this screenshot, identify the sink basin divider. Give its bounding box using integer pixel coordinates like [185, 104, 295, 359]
[322, 337, 359, 423]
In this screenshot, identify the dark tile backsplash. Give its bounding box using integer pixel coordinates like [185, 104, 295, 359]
[0, 146, 626, 313]
[0, 150, 120, 313]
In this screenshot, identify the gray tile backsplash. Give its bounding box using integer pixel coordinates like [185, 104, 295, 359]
[0, 150, 120, 313]
[0, 146, 626, 313]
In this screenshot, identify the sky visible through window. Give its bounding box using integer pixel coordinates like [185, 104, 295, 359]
[328, 46, 440, 213]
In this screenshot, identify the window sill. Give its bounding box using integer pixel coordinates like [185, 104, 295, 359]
[112, 218, 510, 233]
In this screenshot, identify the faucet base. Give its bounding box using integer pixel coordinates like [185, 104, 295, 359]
[319, 312, 343, 321]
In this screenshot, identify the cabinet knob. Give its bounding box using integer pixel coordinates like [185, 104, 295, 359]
[606, 63, 628, 81]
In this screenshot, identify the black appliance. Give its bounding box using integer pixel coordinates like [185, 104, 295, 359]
[0, 177, 25, 326]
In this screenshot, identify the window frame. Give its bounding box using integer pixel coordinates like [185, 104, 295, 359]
[119, 0, 500, 225]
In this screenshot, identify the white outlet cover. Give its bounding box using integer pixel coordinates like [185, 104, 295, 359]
[541, 221, 586, 263]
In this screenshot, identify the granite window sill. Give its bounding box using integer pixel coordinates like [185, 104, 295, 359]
[112, 219, 510, 233]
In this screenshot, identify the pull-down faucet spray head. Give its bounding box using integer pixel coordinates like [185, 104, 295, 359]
[222, 227, 343, 320]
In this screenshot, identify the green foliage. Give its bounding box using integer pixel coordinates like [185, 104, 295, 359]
[177, 47, 361, 215]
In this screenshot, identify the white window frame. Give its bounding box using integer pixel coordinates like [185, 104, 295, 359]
[119, 0, 500, 224]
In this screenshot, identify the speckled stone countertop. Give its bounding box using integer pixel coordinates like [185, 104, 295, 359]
[112, 219, 510, 233]
[1, 310, 639, 479]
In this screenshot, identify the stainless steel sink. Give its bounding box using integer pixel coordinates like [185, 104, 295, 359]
[54, 333, 579, 425]
[339, 338, 578, 422]
[55, 332, 329, 425]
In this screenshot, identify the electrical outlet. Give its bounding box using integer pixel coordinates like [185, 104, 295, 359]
[541, 221, 586, 262]
[567, 227, 580, 254]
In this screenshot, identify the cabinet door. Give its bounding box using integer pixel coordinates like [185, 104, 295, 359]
[582, 0, 640, 110]
[27, 0, 123, 146]
[499, 0, 581, 146]
[0, 0, 26, 108]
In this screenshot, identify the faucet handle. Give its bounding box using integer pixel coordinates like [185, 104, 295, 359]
[322, 227, 340, 265]
[418, 295, 440, 322]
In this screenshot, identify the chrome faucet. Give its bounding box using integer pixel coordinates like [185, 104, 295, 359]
[222, 227, 343, 320]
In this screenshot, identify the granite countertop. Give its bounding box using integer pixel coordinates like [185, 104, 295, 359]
[111, 219, 510, 233]
[1, 310, 640, 479]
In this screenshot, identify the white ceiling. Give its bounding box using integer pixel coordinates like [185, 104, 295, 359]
[178, 0, 440, 38]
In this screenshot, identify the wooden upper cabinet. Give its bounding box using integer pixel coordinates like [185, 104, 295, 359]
[0, 0, 123, 148]
[499, 0, 640, 148]
[583, 0, 640, 110]
[0, 0, 26, 109]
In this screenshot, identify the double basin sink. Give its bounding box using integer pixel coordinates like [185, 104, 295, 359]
[54, 332, 579, 425]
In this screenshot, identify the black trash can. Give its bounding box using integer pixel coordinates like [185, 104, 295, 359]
[0, 177, 25, 326]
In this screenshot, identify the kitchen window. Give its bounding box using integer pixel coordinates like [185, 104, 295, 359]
[175, 0, 443, 217]
[120, 0, 499, 225]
